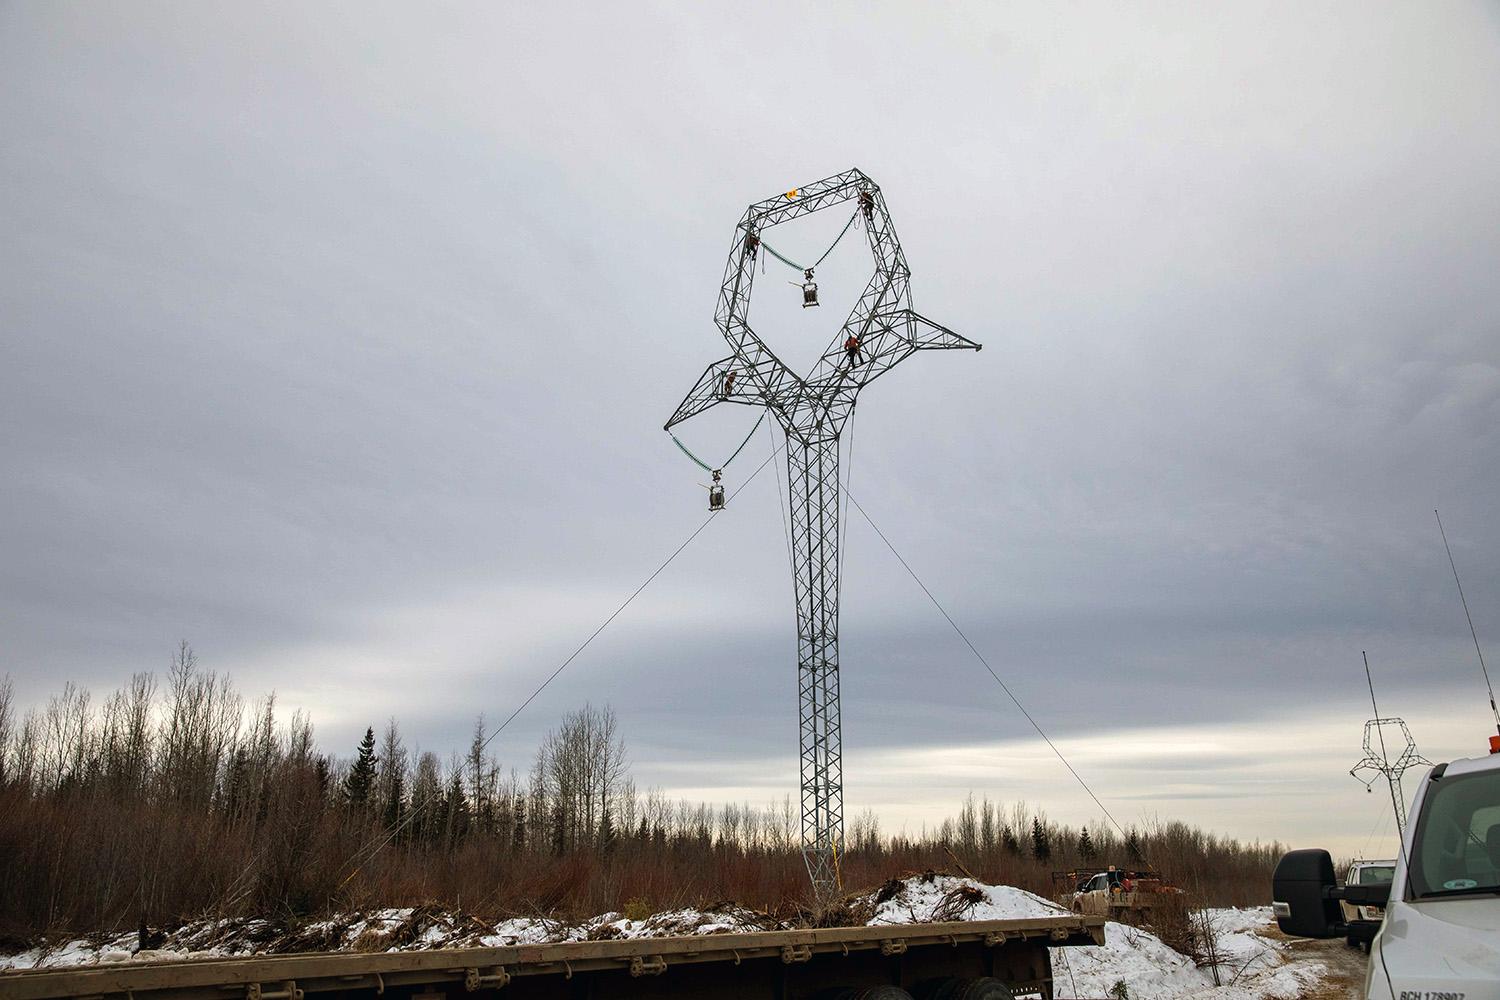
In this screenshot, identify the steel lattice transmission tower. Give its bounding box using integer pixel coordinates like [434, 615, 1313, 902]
[666, 169, 980, 896]
[1350, 653, 1431, 842]
[1350, 717, 1430, 841]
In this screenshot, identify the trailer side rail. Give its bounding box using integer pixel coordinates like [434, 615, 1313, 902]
[1, 917, 1105, 1000]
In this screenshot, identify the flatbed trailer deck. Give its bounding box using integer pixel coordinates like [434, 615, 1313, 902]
[0, 915, 1105, 1000]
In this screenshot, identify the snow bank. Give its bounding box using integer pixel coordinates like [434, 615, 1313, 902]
[851, 875, 1328, 999]
[1051, 906, 1327, 1000]
[844, 877, 1327, 1000]
[860, 873, 1067, 925]
[1051, 921, 1209, 1000]
[3, 935, 138, 972]
[482, 904, 780, 946]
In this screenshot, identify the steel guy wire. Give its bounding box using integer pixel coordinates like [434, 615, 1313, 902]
[836, 408, 855, 605]
[844, 489, 1133, 843]
[767, 416, 798, 602]
[336, 441, 788, 885]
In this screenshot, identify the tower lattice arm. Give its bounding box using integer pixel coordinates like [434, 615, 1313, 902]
[664, 356, 785, 431]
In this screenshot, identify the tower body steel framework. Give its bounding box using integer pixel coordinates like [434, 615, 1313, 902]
[666, 169, 980, 895]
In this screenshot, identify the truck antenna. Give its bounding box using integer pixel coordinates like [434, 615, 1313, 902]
[1362, 648, 1381, 721]
[1434, 508, 1500, 737]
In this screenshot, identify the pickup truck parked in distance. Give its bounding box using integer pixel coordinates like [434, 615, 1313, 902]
[1338, 859, 1395, 951]
[1052, 867, 1179, 918]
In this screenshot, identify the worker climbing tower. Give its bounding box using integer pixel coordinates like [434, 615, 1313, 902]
[666, 169, 980, 897]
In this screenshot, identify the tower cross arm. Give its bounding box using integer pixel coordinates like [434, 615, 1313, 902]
[900, 310, 981, 352]
[665, 355, 792, 431]
[743, 168, 873, 229]
[815, 310, 982, 402]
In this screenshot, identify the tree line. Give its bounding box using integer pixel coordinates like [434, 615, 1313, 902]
[0, 646, 1282, 943]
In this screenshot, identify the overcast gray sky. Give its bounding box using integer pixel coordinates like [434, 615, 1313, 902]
[3, 2, 1499, 858]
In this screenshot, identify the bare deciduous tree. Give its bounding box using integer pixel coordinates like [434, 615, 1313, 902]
[536, 703, 628, 850]
[0, 675, 13, 787]
[0, 657, 1283, 942]
[377, 719, 407, 829]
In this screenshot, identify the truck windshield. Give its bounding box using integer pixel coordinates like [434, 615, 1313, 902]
[1355, 865, 1394, 885]
[1409, 768, 1500, 899]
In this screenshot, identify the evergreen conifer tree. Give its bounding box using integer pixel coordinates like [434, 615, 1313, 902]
[599, 803, 617, 854]
[223, 745, 251, 821]
[1078, 827, 1097, 863]
[383, 767, 405, 829]
[444, 770, 469, 845]
[511, 796, 527, 852]
[342, 727, 378, 810]
[1031, 817, 1052, 862]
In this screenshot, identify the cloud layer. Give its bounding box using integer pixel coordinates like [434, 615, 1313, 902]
[3, 2, 1499, 858]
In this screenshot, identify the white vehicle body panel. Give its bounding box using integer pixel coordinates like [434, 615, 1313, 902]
[1365, 753, 1500, 1000]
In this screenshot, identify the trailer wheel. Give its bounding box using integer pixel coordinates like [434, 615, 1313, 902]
[912, 977, 1016, 1000]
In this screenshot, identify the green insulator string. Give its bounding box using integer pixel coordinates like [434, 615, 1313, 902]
[760, 208, 861, 273]
[671, 435, 714, 473]
[670, 410, 767, 474]
[762, 241, 804, 271]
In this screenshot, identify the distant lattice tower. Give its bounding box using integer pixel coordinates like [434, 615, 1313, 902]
[666, 169, 980, 897]
[1350, 716, 1431, 840]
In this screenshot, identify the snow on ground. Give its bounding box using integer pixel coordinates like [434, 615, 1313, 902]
[482, 905, 781, 947]
[0, 876, 1336, 1000]
[1051, 920, 1208, 1000]
[861, 873, 1069, 925]
[1051, 906, 1329, 1000]
[849, 876, 1327, 1000]
[2, 934, 139, 971]
[0, 904, 782, 971]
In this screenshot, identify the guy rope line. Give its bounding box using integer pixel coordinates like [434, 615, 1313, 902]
[767, 415, 798, 592]
[845, 488, 1134, 843]
[335, 441, 788, 887]
[836, 407, 856, 601]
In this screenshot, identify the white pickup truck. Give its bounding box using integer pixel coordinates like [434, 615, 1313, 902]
[1341, 858, 1396, 950]
[1273, 746, 1500, 999]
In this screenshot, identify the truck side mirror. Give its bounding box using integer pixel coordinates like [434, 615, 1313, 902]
[1340, 883, 1391, 909]
[1272, 849, 1343, 938]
